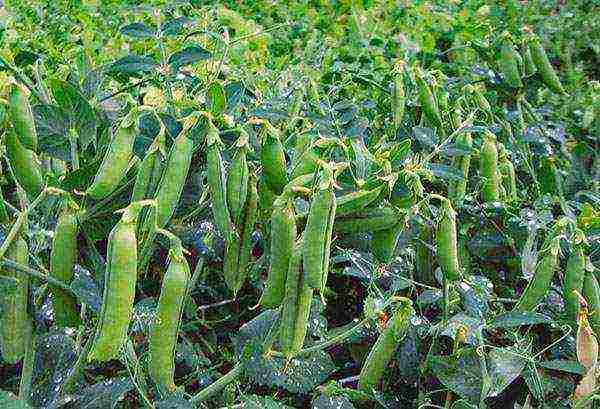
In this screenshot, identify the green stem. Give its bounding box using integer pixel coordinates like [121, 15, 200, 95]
[18, 328, 36, 403]
[189, 364, 244, 405]
[1, 259, 76, 295]
[60, 335, 93, 395]
[69, 128, 80, 171]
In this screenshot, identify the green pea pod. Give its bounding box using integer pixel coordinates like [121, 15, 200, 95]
[538, 157, 559, 196]
[499, 158, 518, 202]
[131, 122, 167, 203]
[5, 128, 44, 200]
[480, 131, 500, 203]
[226, 135, 249, 225]
[8, 83, 37, 151]
[448, 124, 473, 205]
[334, 207, 399, 234]
[563, 246, 585, 325]
[303, 176, 335, 289]
[291, 133, 319, 179]
[260, 122, 288, 195]
[529, 35, 566, 94]
[224, 175, 258, 294]
[279, 240, 313, 357]
[393, 63, 405, 129]
[521, 41, 537, 77]
[260, 197, 296, 308]
[206, 118, 233, 242]
[86, 109, 138, 200]
[89, 201, 152, 362]
[474, 89, 492, 114]
[0, 237, 31, 364]
[514, 240, 559, 312]
[372, 223, 402, 264]
[258, 174, 277, 217]
[50, 202, 80, 328]
[415, 221, 435, 285]
[436, 199, 460, 282]
[149, 232, 190, 395]
[498, 36, 523, 88]
[336, 187, 382, 217]
[358, 299, 414, 392]
[583, 269, 600, 338]
[0, 184, 9, 224]
[414, 68, 442, 129]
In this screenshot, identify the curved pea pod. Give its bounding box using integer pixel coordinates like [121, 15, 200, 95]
[131, 124, 167, 204]
[393, 63, 406, 129]
[8, 83, 37, 151]
[583, 269, 600, 338]
[291, 133, 319, 179]
[372, 223, 403, 264]
[149, 233, 190, 395]
[529, 35, 566, 94]
[205, 119, 234, 242]
[498, 36, 523, 88]
[358, 299, 414, 392]
[336, 187, 382, 217]
[260, 198, 296, 308]
[436, 200, 460, 282]
[86, 109, 138, 200]
[514, 240, 559, 312]
[226, 137, 249, 225]
[88, 201, 151, 362]
[303, 180, 336, 290]
[279, 240, 313, 357]
[0, 237, 31, 364]
[564, 246, 586, 325]
[414, 68, 442, 129]
[521, 41, 537, 77]
[260, 122, 288, 195]
[479, 132, 500, 203]
[5, 128, 44, 200]
[50, 203, 80, 328]
[223, 175, 258, 294]
[448, 130, 473, 205]
[334, 207, 399, 234]
[499, 158, 517, 202]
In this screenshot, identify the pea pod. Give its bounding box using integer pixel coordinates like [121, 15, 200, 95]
[50, 201, 80, 328]
[521, 41, 537, 77]
[131, 119, 167, 203]
[415, 221, 435, 285]
[563, 246, 585, 325]
[279, 240, 313, 357]
[372, 223, 402, 264]
[334, 207, 399, 234]
[88, 201, 152, 362]
[149, 231, 190, 395]
[336, 187, 382, 216]
[0, 237, 31, 364]
[393, 62, 406, 129]
[436, 199, 460, 282]
[86, 108, 139, 200]
[583, 269, 600, 338]
[260, 122, 288, 195]
[414, 68, 442, 129]
[480, 131, 500, 203]
[8, 83, 37, 151]
[529, 35, 566, 94]
[5, 128, 44, 200]
[515, 239, 560, 312]
[226, 133, 249, 225]
[291, 133, 319, 179]
[538, 157, 559, 196]
[498, 36, 523, 88]
[260, 197, 296, 308]
[448, 111, 472, 204]
[358, 299, 414, 392]
[498, 144, 518, 202]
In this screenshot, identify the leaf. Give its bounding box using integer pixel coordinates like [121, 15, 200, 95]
[0, 275, 18, 295]
[120, 22, 155, 38]
[426, 163, 465, 182]
[457, 276, 493, 319]
[156, 392, 194, 409]
[417, 289, 443, 305]
[131, 297, 157, 333]
[312, 394, 356, 409]
[162, 17, 190, 36]
[60, 156, 102, 192]
[0, 390, 31, 409]
[440, 313, 483, 345]
[232, 309, 280, 356]
[69, 378, 133, 409]
[441, 142, 474, 157]
[225, 81, 245, 112]
[70, 267, 103, 314]
[488, 311, 552, 328]
[33, 104, 71, 161]
[539, 360, 586, 375]
[168, 46, 211, 70]
[487, 347, 527, 397]
[412, 126, 437, 147]
[108, 55, 157, 75]
[243, 395, 294, 408]
[207, 82, 226, 116]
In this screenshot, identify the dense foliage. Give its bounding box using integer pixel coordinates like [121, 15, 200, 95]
[0, 0, 598, 408]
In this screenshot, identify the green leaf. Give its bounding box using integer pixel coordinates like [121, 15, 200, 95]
[426, 163, 465, 181]
[225, 81, 245, 112]
[156, 392, 194, 409]
[33, 104, 71, 161]
[312, 394, 356, 409]
[69, 378, 133, 409]
[0, 390, 30, 409]
[162, 17, 190, 36]
[539, 359, 585, 375]
[243, 395, 294, 408]
[488, 311, 552, 328]
[207, 82, 226, 116]
[70, 267, 103, 314]
[232, 309, 280, 356]
[412, 126, 436, 147]
[168, 46, 211, 70]
[120, 22, 155, 38]
[108, 55, 157, 75]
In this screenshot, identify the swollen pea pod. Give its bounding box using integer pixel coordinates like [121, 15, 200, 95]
[334, 207, 399, 234]
[415, 221, 435, 285]
[436, 199, 460, 282]
[414, 67, 442, 129]
[279, 240, 313, 358]
[448, 109, 472, 205]
[258, 174, 277, 218]
[88, 200, 154, 362]
[498, 144, 518, 202]
[131, 116, 167, 203]
[392, 62, 406, 129]
[50, 200, 80, 328]
[206, 117, 233, 242]
[226, 132, 249, 225]
[521, 40, 537, 77]
[498, 35, 523, 89]
[514, 238, 560, 312]
[303, 169, 336, 290]
[223, 175, 258, 295]
[563, 245, 586, 325]
[358, 299, 414, 392]
[529, 35, 566, 94]
[336, 187, 382, 217]
[0, 237, 31, 364]
[479, 131, 500, 203]
[8, 83, 37, 151]
[291, 133, 319, 179]
[583, 269, 600, 338]
[86, 108, 139, 200]
[372, 223, 403, 264]
[148, 230, 190, 395]
[260, 121, 288, 195]
[5, 127, 44, 200]
[260, 196, 296, 308]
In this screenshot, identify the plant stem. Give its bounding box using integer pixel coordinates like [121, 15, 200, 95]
[1, 259, 76, 295]
[190, 363, 244, 405]
[18, 328, 36, 403]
